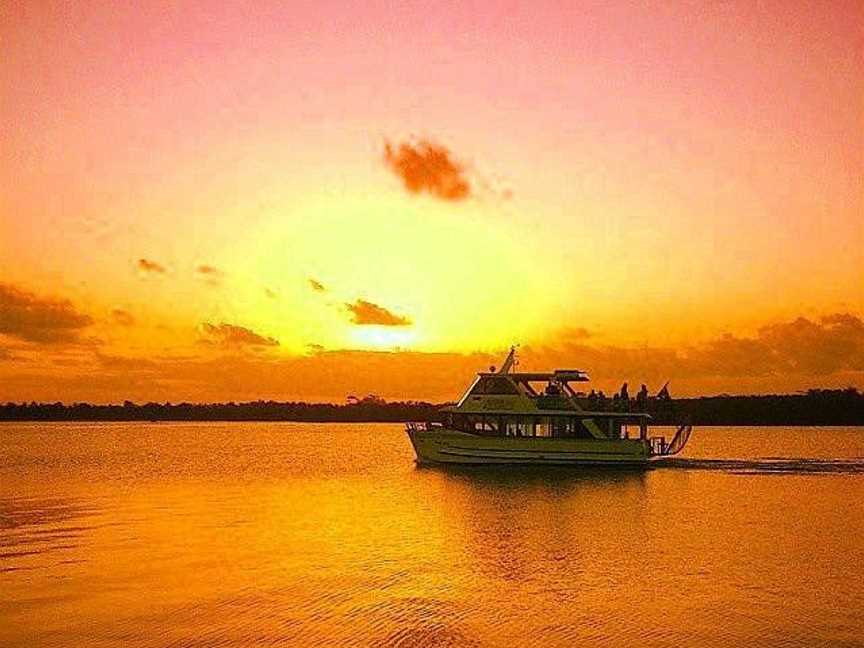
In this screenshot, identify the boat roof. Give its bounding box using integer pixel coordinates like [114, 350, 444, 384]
[476, 370, 589, 382]
[446, 347, 650, 418]
[441, 405, 651, 419]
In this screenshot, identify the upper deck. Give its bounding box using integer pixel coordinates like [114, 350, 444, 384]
[447, 348, 635, 417]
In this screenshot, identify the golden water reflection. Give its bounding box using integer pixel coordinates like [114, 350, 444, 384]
[1, 423, 863, 646]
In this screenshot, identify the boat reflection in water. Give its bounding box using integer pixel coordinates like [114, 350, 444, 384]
[407, 348, 692, 467]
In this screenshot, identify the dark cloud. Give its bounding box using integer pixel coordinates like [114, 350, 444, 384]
[547, 313, 864, 388]
[756, 314, 864, 375]
[137, 258, 166, 274]
[686, 334, 777, 378]
[201, 322, 279, 347]
[679, 315, 864, 378]
[3, 314, 864, 403]
[559, 326, 591, 340]
[0, 348, 499, 404]
[384, 138, 470, 201]
[96, 353, 158, 371]
[0, 283, 93, 344]
[345, 300, 411, 327]
[111, 308, 135, 327]
[309, 278, 326, 292]
[195, 264, 224, 286]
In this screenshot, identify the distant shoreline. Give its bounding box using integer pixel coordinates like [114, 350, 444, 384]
[2, 389, 863, 426]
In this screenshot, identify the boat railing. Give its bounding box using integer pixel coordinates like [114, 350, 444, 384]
[664, 424, 692, 455]
[405, 421, 442, 433]
[649, 436, 666, 456]
[649, 423, 693, 456]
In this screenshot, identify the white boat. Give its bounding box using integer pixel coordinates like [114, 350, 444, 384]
[406, 348, 692, 466]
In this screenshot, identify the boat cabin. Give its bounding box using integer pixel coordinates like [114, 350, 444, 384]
[442, 410, 650, 440]
[440, 348, 651, 441]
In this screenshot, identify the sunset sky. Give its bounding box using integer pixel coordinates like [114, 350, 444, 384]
[1, 0, 862, 403]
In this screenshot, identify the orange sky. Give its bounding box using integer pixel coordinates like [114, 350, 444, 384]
[1, 0, 862, 403]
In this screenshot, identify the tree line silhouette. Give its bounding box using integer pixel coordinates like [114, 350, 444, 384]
[0, 394, 440, 423]
[646, 388, 864, 426]
[1, 389, 863, 425]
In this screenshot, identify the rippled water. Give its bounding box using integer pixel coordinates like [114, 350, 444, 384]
[2, 423, 863, 647]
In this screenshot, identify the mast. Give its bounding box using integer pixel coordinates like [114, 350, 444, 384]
[498, 346, 517, 374]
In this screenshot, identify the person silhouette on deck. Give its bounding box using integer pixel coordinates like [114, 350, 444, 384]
[636, 384, 649, 409]
[620, 383, 630, 411]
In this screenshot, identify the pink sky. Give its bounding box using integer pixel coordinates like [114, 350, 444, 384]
[1, 0, 862, 401]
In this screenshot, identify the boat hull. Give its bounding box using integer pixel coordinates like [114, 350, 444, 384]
[406, 428, 652, 466]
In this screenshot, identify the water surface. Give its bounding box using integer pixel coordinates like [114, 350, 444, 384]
[2, 423, 863, 647]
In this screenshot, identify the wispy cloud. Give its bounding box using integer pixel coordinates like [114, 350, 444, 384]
[559, 326, 591, 340]
[195, 264, 224, 286]
[309, 278, 326, 292]
[96, 352, 158, 371]
[345, 299, 411, 326]
[201, 322, 279, 347]
[137, 258, 166, 274]
[111, 308, 135, 327]
[0, 283, 93, 344]
[384, 138, 470, 201]
[3, 312, 864, 403]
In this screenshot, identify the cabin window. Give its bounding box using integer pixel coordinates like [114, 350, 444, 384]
[475, 416, 499, 434]
[502, 417, 532, 436]
[552, 418, 571, 437]
[535, 418, 552, 437]
[452, 413, 647, 439]
[469, 376, 519, 396]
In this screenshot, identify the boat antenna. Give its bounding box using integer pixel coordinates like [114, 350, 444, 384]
[498, 345, 518, 374]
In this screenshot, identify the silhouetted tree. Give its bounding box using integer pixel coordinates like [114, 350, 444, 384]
[0, 390, 862, 425]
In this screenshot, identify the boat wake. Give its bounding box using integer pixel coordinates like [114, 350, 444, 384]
[657, 457, 864, 475]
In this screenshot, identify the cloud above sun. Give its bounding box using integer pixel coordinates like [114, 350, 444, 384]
[200, 322, 279, 348]
[383, 138, 470, 201]
[137, 258, 166, 274]
[111, 308, 135, 327]
[195, 264, 224, 286]
[345, 300, 412, 326]
[0, 283, 93, 344]
[1, 280, 863, 402]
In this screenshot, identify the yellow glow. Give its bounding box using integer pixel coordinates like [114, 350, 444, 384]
[222, 191, 568, 354]
[350, 326, 418, 350]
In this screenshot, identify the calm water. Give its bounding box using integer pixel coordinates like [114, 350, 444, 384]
[2, 423, 863, 647]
